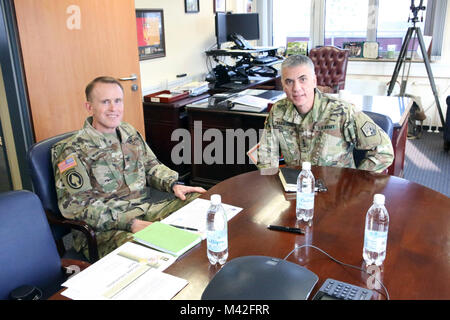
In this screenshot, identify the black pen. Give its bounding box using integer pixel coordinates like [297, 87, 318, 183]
[267, 225, 305, 235]
[169, 224, 200, 232]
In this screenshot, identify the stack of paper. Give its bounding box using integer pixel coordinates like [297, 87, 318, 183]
[173, 81, 209, 96]
[161, 198, 243, 240]
[60, 242, 187, 300]
[229, 94, 272, 112]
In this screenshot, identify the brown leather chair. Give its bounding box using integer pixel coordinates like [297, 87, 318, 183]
[309, 46, 349, 93]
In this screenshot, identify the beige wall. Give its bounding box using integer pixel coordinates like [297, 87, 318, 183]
[135, 0, 217, 94]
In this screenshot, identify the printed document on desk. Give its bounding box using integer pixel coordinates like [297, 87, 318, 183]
[161, 198, 243, 239]
[173, 81, 209, 96]
[60, 242, 187, 300]
[230, 94, 273, 112]
[230, 89, 285, 112]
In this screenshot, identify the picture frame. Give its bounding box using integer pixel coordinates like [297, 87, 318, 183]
[286, 41, 308, 56]
[185, 0, 200, 13]
[343, 41, 364, 58]
[214, 0, 226, 12]
[136, 9, 166, 60]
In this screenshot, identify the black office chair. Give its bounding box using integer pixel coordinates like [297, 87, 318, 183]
[353, 111, 394, 169]
[27, 131, 99, 262]
[0, 190, 89, 300]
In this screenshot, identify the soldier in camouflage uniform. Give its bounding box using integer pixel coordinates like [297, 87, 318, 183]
[257, 55, 394, 173]
[52, 76, 205, 260]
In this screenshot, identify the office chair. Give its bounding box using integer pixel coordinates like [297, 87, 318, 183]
[27, 131, 99, 262]
[0, 190, 89, 300]
[309, 46, 350, 93]
[353, 111, 394, 169]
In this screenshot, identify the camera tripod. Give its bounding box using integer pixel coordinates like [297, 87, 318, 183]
[387, 1, 445, 127]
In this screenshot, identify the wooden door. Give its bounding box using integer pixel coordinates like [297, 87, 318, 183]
[14, 0, 145, 141]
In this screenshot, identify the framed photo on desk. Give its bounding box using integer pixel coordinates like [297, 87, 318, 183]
[136, 9, 166, 60]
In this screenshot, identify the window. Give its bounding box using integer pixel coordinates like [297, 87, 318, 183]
[268, 0, 444, 57]
[272, 0, 311, 49]
[324, 0, 368, 48]
[377, 0, 427, 57]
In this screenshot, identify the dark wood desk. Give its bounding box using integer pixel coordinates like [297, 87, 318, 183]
[166, 167, 450, 300]
[143, 94, 209, 180]
[187, 106, 268, 187]
[142, 76, 281, 182]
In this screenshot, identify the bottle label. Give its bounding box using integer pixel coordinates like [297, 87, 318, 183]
[297, 192, 314, 210]
[364, 230, 388, 253]
[207, 229, 228, 252]
[301, 177, 312, 193]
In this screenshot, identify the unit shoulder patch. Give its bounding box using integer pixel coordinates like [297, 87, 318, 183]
[361, 121, 377, 137]
[66, 170, 84, 189]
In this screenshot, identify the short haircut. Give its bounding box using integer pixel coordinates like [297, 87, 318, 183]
[281, 55, 315, 75]
[85, 76, 123, 101]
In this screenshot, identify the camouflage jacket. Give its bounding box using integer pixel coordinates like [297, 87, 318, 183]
[51, 117, 179, 234]
[257, 90, 394, 172]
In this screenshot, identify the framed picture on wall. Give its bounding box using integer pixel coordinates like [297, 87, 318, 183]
[136, 9, 166, 60]
[214, 0, 226, 12]
[185, 0, 200, 13]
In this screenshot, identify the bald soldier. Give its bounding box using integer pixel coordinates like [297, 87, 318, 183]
[257, 54, 394, 172]
[52, 76, 205, 260]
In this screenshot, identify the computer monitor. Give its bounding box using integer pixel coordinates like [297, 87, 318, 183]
[215, 12, 260, 48]
[215, 12, 228, 47]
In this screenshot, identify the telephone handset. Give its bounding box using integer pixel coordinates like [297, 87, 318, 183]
[230, 33, 253, 50]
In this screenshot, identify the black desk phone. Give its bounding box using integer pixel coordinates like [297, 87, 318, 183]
[230, 33, 253, 50]
[312, 278, 374, 300]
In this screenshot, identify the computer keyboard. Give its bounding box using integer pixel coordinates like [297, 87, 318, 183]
[253, 56, 279, 64]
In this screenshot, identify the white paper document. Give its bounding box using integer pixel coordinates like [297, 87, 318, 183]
[62, 269, 187, 300]
[230, 94, 272, 112]
[161, 198, 243, 239]
[61, 242, 186, 300]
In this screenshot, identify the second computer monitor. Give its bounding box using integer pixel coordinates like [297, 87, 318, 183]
[215, 12, 260, 47]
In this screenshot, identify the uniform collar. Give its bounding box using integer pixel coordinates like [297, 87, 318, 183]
[83, 117, 132, 147]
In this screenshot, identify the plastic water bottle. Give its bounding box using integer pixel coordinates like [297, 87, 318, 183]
[206, 194, 228, 265]
[296, 162, 315, 221]
[363, 194, 389, 266]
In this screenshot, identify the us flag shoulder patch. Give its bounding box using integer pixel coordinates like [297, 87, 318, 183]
[58, 155, 77, 173]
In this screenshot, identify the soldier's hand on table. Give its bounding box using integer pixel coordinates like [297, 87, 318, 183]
[172, 185, 206, 201]
[130, 219, 152, 233]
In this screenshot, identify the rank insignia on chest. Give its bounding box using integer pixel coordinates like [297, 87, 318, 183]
[361, 121, 377, 137]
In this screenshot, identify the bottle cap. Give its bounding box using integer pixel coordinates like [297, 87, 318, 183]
[211, 194, 221, 205]
[373, 194, 385, 205]
[302, 162, 311, 170]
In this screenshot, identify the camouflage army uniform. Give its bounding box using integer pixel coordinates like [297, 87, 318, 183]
[257, 90, 394, 172]
[52, 117, 198, 259]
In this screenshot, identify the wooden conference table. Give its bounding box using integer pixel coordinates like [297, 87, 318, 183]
[167, 166, 449, 300]
[52, 166, 449, 300]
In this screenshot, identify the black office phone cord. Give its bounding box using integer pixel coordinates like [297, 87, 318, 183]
[284, 244, 390, 300]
